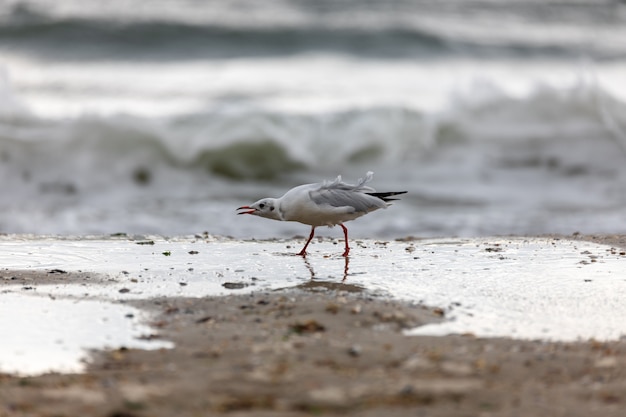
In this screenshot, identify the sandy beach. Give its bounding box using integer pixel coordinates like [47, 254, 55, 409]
[0, 234, 625, 416]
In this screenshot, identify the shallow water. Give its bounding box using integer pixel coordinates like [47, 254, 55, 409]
[1, 235, 626, 375]
[0, 292, 172, 376]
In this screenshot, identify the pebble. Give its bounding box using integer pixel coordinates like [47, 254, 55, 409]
[441, 361, 474, 376]
[402, 355, 435, 371]
[348, 345, 362, 357]
[308, 386, 348, 407]
[594, 357, 618, 368]
[222, 282, 248, 290]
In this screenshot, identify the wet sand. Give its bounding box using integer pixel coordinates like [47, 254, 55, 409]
[1, 234, 626, 416]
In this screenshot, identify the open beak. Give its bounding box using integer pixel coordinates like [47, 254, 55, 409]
[237, 205, 257, 215]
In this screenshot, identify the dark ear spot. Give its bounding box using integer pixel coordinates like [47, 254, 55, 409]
[270, 206, 275, 211]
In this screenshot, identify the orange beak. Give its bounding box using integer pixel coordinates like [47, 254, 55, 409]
[237, 205, 257, 215]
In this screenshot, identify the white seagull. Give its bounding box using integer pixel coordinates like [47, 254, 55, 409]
[237, 172, 407, 257]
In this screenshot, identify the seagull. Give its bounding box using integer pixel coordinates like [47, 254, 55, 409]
[237, 172, 407, 257]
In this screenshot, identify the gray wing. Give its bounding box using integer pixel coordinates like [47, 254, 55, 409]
[309, 188, 386, 213]
[309, 172, 386, 213]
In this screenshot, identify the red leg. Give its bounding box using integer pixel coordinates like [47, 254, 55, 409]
[340, 223, 350, 257]
[297, 226, 316, 257]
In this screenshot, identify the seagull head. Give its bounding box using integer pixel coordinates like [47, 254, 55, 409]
[237, 198, 281, 220]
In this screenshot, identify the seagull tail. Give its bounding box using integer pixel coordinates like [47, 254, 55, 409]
[366, 191, 408, 202]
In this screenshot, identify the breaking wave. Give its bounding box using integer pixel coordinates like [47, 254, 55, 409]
[1, 83, 625, 188]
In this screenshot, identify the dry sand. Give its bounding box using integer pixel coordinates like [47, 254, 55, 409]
[1, 234, 626, 417]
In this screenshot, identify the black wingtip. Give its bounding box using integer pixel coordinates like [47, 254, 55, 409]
[366, 191, 408, 202]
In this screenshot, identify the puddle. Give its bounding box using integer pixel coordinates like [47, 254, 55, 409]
[0, 292, 172, 376]
[1, 235, 626, 375]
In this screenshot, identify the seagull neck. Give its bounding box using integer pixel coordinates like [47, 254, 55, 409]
[275, 198, 286, 221]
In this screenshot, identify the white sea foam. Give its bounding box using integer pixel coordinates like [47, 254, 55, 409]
[1, 80, 626, 237]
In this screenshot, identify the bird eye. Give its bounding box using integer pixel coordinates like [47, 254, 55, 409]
[259, 203, 265, 209]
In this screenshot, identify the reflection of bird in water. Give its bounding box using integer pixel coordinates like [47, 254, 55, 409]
[303, 255, 350, 282]
[295, 256, 368, 292]
[237, 172, 406, 257]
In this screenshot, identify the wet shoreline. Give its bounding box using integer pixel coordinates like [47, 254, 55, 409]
[1, 234, 626, 415]
[2, 284, 626, 416]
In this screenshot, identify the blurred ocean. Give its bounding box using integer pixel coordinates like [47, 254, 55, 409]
[1, 0, 626, 238]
